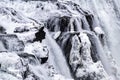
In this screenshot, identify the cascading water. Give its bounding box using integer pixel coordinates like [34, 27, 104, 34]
[44, 28, 72, 78]
[0, 0, 120, 80]
[46, 1, 120, 79]
[78, 0, 120, 68]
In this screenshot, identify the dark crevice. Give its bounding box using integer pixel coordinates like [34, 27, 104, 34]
[85, 14, 94, 31]
[33, 27, 46, 42]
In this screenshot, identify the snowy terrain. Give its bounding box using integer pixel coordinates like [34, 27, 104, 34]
[0, 0, 120, 80]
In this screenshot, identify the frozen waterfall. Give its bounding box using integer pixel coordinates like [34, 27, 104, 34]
[0, 0, 120, 80]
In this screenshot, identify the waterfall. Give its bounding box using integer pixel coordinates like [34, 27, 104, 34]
[0, 0, 120, 80]
[44, 28, 72, 78]
[77, 0, 120, 67]
[46, 0, 120, 79]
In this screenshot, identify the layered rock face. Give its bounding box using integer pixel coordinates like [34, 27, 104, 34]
[0, 0, 120, 80]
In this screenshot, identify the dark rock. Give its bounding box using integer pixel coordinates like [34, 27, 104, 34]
[40, 57, 48, 64]
[59, 16, 71, 31]
[22, 65, 30, 79]
[85, 14, 94, 31]
[0, 26, 6, 34]
[47, 16, 71, 32]
[98, 34, 105, 46]
[33, 27, 46, 42]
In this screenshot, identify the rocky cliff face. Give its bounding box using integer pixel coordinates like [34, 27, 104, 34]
[0, 0, 120, 80]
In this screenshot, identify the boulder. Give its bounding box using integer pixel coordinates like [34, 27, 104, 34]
[0, 34, 24, 52]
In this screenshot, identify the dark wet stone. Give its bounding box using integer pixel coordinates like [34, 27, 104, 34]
[33, 27, 46, 42]
[85, 14, 94, 31]
[0, 26, 6, 34]
[40, 57, 48, 64]
[47, 16, 71, 32]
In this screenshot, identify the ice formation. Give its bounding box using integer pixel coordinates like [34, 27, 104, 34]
[0, 0, 120, 80]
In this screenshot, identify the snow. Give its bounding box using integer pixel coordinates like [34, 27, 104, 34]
[52, 31, 61, 39]
[94, 27, 104, 35]
[24, 42, 48, 57]
[0, 52, 23, 79]
[52, 74, 74, 80]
